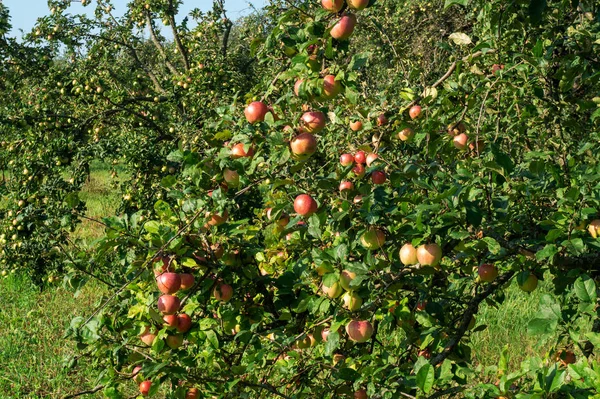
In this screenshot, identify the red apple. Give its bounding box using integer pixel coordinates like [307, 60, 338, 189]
[360, 227, 385, 250]
[345, 320, 373, 343]
[416, 244, 442, 267]
[453, 133, 468, 150]
[354, 151, 366, 164]
[230, 143, 255, 159]
[300, 111, 326, 133]
[294, 79, 304, 97]
[398, 127, 415, 141]
[376, 113, 388, 126]
[350, 120, 363, 131]
[330, 13, 357, 40]
[478, 264, 498, 282]
[409, 105, 422, 120]
[352, 163, 365, 178]
[158, 295, 181, 315]
[139, 327, 156, 346]
[290, 133, 317, 160]
[139, 380, 151, 396]
[339, 180, 354, 192]
[323, 75, 342, 99]
[347, 0, 369, 10]
[491, 64, 505, 74]
[371, 171, 386, 184]
[186, 388, 200, 399]
[366, 153, 378, 166]
[340, 153, 355, 166]
[177, 314, 193, 333]
[156, 272, 181, 294]
[354, 389, 368, 399]
[399, 243, 418, 265]
[132, 365, 143, 383]
[166, 334, 183, 349]
[294, 194, 318, 217]
[205, 210, 228, 227]
[163, 314, 179, 328]
[213, 283, 233, 302]
[321, 0, 344, 12]
[416, 301, 427, 311]
[244, 101, 269, 124]
[179, 273, 195, 290]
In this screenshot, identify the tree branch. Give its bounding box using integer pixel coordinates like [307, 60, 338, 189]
[146, 12, 179, 75]
[167, 0, 190, 71]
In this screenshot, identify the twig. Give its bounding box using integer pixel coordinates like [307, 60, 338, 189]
[62, 385, 104, 399]
[146, 11, 179, 75]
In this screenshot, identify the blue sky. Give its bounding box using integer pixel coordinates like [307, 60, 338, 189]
[3, 0, 266, 35]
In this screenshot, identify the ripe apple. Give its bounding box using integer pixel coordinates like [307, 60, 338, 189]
[244, 101, 269, 124]
[186, 388, 200, 399]
[416, 243, 442, 267]
[290, 133, 317, 161]
[179, 273, 195, 290]
[347, 0, 368, 10]
[469, 140, 485, 153]
[158, 295, 181, 315]
[376, 113, 388, 126]
[294, 194, 318, 217]
[321, 328, 331, 342]
[588, 219, 600, 238]
[339, 180, 354, 192]
[350, 120, 363, 131]
[213, 283, 233, 302]
[354, 151, 366, 164]
[321, 0, 344, 12]
[230, 143, 255, 159]
[166, 334, 183, 349]
[330, 13, 357, 41]
[132, 365, 143, 383]
[323, 75, 342, 99]
[478, 264, 498, 282]
[409, 105, 422, 120]
[352, 163, 366, 178]
[399, 243, 418, 265]
[156, 272, 181, 294]
[453, 133, 468, 150]
[223, 169, 239, 188]
[371, 171, 386, 184]
[300, 111, 326, 133]
[294, 79, 304, 97]
[366, 153, 378, 166]
[139, 327, 156, 346]
[343, 291, 363, 311]
[491, 64, 505, 74]
[353, 195, 363, 203]
[163, 314, 179, 328]
[558, 350, 576, 366]
[176, 314, 193, 333]
[519, 273, 538, 292]
[323, 281, 343, 298]
[354, 388, 368, 399]
[339, 270, 357, 291]
[416, 301, 427, 311]
[447, 122, 466, 136]
[360, 227, 385, 250]
[205, 210, 228, 227]
[345, 320, 373, 343]
[139, 380, 151, 396]
[340, 153, 355, 166]
[398, 127, 415, 141]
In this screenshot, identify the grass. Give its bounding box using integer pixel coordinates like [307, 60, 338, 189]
[0, 161, 573, 398]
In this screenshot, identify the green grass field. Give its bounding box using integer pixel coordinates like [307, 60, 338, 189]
[0, 162, 556, 398]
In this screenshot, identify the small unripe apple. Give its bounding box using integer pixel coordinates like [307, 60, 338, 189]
[213, 283, 233, 302]
[294, 194, 318, 217]
[416, 243, 442, 267]
[453, 133, 468, 150]
[331, 13, 357, 41]
[343, 291, 363, 311]
[360, 227, 385, 250]
[478, 264, 498, 282]
[398, 127, 415, 141]
[519, 273, 538, 293]
[399, 243, 418, 265]
[340, 153, 355, 166]
[244, 101, 269, 124]
[409, 105, 422, 120]
[345, 320, 373, 343]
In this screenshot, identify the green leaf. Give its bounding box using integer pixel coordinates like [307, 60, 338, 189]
[416, 363, 435, 393]
[482, 237, 501, 254]
[448, 32, 472, 45]
[205, 330, 219, 349]
[160, 175, 177, 188]
[574, 275, 597, 303]
[527, 317, 558, 336]
[535, 244, 558, 260]
[529, 0, 547, 24]
[444, 0, 469, 8]
[324, 331, 340, 356]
